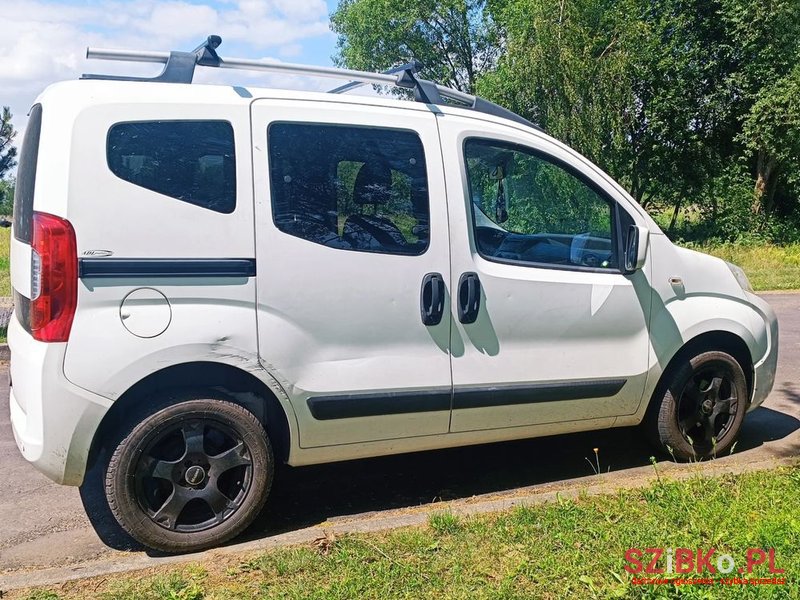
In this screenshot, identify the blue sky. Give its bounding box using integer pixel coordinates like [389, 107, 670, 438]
[2, 0, 345, 144]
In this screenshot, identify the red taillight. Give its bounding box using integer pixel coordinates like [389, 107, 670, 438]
[30, 212, 77, 342]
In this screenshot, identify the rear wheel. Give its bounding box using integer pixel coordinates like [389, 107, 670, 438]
[105, 396, 273, 553]
[647, 350, 748, 461]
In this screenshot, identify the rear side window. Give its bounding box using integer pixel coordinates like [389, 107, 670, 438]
[268, 123, 429, 256]
[13, 103, 43, 243]
[107, 120, 236, 213]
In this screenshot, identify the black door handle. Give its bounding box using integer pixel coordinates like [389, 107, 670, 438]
[458, 272, 481, 324]
[420, 272, 445, 326]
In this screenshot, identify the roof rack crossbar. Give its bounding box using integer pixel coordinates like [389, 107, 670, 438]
[82, 35, 540, 130]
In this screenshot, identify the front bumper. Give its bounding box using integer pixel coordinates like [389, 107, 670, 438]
[8, 316, 112, 486]
[746, 292, 779, 409]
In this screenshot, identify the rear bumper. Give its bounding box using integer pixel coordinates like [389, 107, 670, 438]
[747, 292, 779, 409]
[8, 315, 112, 486]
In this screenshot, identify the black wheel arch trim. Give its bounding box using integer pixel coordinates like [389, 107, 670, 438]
[648, 330, 755, 412]
[87, 361, 293, 472]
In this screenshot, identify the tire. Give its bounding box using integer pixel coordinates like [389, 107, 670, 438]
[646, 350, 748, 461]
[105, 394, 273, 553]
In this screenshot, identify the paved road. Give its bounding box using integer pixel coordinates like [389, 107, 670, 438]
[1, 294, 798, 575]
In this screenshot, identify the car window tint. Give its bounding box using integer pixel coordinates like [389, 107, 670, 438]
[465, 138, 617, 270]
[13, 103, 42, 244]
[268, 123, 429, 256]
[107, 120, 236, 214]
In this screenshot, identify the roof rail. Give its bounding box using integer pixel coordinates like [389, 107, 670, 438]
[83, 35, 540, 130]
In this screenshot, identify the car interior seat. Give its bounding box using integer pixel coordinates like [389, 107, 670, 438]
[342, 161, 408, 251]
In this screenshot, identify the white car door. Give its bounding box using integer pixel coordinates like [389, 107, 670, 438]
[437, 113, 652, 433]
[251, 99, 452, 448]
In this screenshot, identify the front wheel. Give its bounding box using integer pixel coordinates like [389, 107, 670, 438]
[647, 351, 748, 461]
[105, 396, 273, 553]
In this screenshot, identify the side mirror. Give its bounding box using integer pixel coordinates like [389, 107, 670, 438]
[624, 225, 649, 272]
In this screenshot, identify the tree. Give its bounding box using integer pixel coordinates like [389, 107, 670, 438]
[620, 0, 741, 228]
[0, 107, 17, 179]
[481, 0, 739, 227]
[329, 0, 800, 238]
[0, 178, 14, 216]
[478, 0, 634, 183]
[724, 0, 800, 215]
[740, 66, 800, 215]
[330, 0, 500, 93]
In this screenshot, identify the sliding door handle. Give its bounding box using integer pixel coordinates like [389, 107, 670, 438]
[420, 272, 445, 326]
[457, 272, 481, 324]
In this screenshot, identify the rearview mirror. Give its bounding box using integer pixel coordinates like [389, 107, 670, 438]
[624, 225, 649, 272]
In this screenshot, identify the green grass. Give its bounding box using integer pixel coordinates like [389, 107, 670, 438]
[0, 228, 9, 343]
[20, 466, 800, 599]
[698, 243, 800, 291]
[0, 227, 9, 297]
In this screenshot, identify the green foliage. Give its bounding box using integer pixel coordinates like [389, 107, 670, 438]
[741, 64, 800, 214]
[482, 0, 741, 212]
[654, 164, 760, 243]
[428, 510, 463, 534]
[330, 0, 499, 92]
[99, 566, 207, 600]
[0, 228, 10, 296]
[0, 106, 17, 179]
[699, 243, 800, 291]
[478, 0, 634, 179]
[0, 177, 15, 216]
[24, 591, 61, 600]
[332, 0, 800, 242]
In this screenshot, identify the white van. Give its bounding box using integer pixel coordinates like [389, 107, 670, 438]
[8, 37, 778, 552]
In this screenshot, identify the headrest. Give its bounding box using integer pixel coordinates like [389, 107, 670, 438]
[353, 161, 392, 205]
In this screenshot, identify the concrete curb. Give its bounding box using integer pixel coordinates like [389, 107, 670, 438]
[1, 453, 797, 592]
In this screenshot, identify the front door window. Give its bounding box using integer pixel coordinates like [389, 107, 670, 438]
[465, 139, 618, 270]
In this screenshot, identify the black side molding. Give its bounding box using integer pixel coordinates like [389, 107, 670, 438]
[306, 379, 627, 420]
[78, 258, 256, 279]
[307, 390, 452, 420]
[453, 379, 627, 410]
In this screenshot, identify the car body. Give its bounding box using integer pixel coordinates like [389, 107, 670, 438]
[8, 70, 778, 550]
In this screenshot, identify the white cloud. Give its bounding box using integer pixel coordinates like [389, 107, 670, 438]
[137, 2, 220, 39]
[279, 43, 304, 58]
[0, 0, 336, 156]
[271, 0, 328, 21]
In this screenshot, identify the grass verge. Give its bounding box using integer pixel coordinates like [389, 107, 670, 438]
[699, 243, 800, 292]
[16, 465, 800, 599]
[1, 227, 9, 297]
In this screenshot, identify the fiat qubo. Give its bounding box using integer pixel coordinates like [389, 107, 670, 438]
[8, 37, 778, 552]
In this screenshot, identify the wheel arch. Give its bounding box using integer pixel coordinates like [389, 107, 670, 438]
[87, 361, 294, 469]
[646, 329, 754, 418]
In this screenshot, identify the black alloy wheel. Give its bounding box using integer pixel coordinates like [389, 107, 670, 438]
[646, 350, 748, 461]
[676, 365, 739, 451]
[134, 418, 254, 533]
[106, 396, 273, 553]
